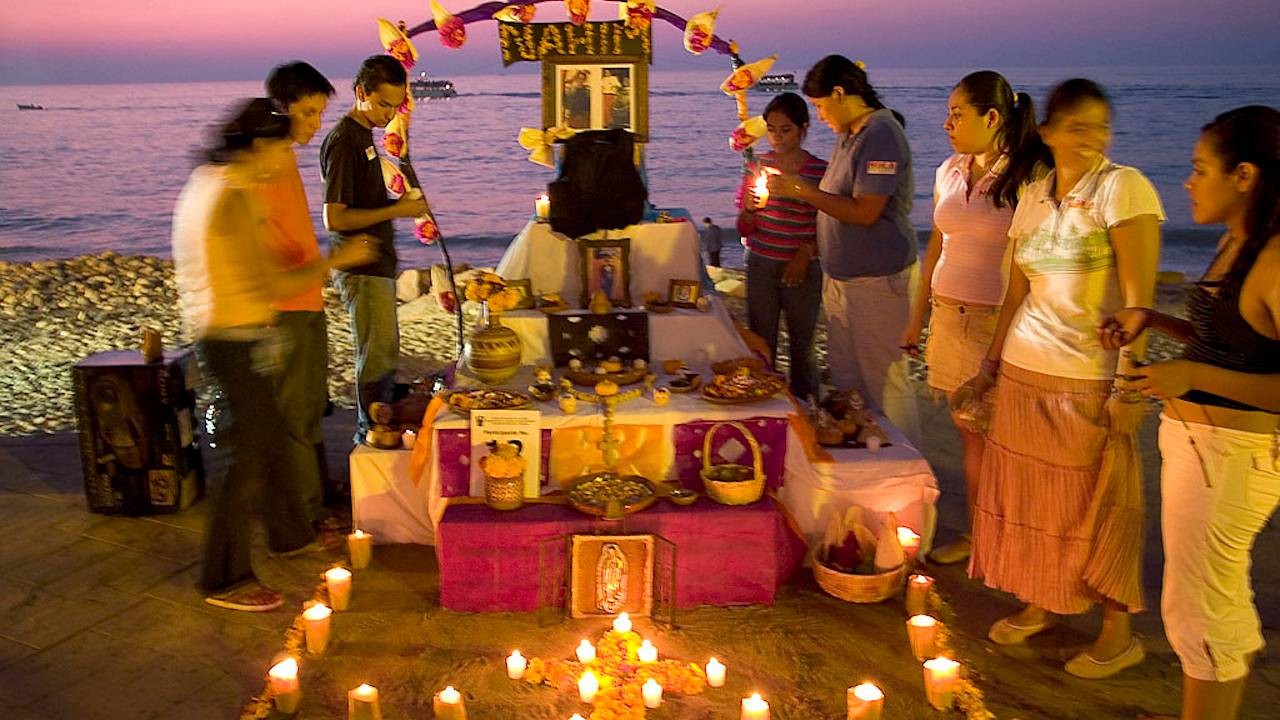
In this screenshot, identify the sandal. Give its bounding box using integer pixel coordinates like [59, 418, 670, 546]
[988, 614, 1056, 645]
[1065, 637, 1145, 679]
[204, 580, 283, 612]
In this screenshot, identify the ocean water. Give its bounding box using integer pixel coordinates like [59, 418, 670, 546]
[2, 65, 1278, 274]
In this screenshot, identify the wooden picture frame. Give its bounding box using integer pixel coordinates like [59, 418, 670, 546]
[569, 534, 655, 618]
[668, 279, 701, 308]
[578, 237, 631, 308]
[508, 279, 535, 310]
[542, 54, 648, 141]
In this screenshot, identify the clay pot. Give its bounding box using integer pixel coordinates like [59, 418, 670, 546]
[466, 303, 521, 384]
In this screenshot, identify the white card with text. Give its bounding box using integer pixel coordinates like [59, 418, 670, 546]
[469, 408, 542, 498]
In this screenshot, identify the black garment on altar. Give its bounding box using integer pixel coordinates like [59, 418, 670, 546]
[548, 129, 647, 239]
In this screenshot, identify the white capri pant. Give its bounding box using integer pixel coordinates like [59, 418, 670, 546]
[1159, 413, 1280, 682]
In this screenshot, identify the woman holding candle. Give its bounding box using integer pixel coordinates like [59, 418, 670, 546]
[770, 55, 920, 443]
[737, 91, 827, 401]
[1101, 106, 1280, 720]
[960, 79, 1162, 678]
[901, 70, 1050, 565]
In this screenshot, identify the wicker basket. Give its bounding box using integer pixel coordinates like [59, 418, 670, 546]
[484, 473, 524, 511]
[700, 421, 765, 505]
[813, 559, 907, 603]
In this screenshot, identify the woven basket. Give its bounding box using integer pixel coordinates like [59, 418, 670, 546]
[700, 421, 765, 505]
[484, 473, 524, 511]
[813, 560, 907, 603]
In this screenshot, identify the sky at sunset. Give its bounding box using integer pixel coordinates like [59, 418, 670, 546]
[1, 0, 1277, 84]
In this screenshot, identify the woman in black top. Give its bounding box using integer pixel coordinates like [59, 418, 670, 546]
[1101, 105, 1280, 720]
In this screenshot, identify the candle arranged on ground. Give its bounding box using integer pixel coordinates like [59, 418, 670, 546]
[643, 678, 663, 708]
[348, 683, 382, 720]
[612, 612, 632, 634]
[268, 657, 301, 714]
[325, 567, 352, 611]
[907, 614, 940, 660]
[506, 650, 526, 679]
[846, 682, 884, 720]
[401, 429, 417, 449]
[923, 656, 961, 710]
[348, 529, 373, 569]
[578, 670, 599, 703]
[905, 573, 934, 616]
[433, 686, 467, 720]
[637, 639, 658, 663]
[535, 193, 550, 221]
[741, 692, 771, 720]
[576, 639, 596, 664]
[897, 526, 922, 562]
[302, 602, 332, 654]
[705, 657, 726, 687]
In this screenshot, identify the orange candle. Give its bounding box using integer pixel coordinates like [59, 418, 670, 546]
[347, 529, 373, 569]
[846, 682, 883, 720]
[907, 614, 939, 660]
[923, 656, 960, 710]
[905, 573, 934, 616]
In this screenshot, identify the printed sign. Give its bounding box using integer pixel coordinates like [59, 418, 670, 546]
[499, 20, 651, 65]
[470, 408, 542, 498]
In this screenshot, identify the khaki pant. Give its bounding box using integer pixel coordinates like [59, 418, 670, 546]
[822, 265, 921, 446]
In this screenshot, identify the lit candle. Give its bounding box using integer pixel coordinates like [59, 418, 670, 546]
[506, 650, 527, 680]
[612, 612, 632, 634]
[907, 614, 940, 661]
[401, 429, 417, 450]
[348, 529, 373, 570]
[642, 678, 663, 709]
[637, 639, 658, 663]
[741, 692, 771, 720]
[578, 671, 599, 703]
[705, 657, 726, 687]
[569, 715, 587, 720]
[325, 567, 353, 611]
[576, 639, 596, 664]
[905, 573, 934, 616]
[897, 526, 922, 562]
[535, 193, 551, 221]
[846, 682, 884, 720]
[433, 686, 467, 720]
[923, 656, 960, 711]
[348, 683, 382, 720]
[268, 657, 301, 714]
[753, 172, 770, 209]
[302, 603, 332, 654]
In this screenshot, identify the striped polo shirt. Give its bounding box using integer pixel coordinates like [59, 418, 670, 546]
[739, 151, 827, 260]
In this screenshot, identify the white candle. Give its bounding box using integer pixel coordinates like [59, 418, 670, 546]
[433, 686, 466, 720]
[705, 657, 726, 687]
[576, 639, 596, 664]
[923, 656, 960, 711]
[506, 650, 527, 680]
[642, 678, 663, 708]
[401, 429, 417, 449]
[578, 671, 599, 703]
[753, 172, 770, 208]
[569, 715, 587, 720]
[268, 657, 301, 714]
[302, 603, 332, 654]
[637, 639, 657, 663]
[905, 573, 934, 616]
[535, 193, 551, 221]
[907, 614, 940, 661]
[741, 692, 771, 720]
[612, 612, 632, 634]
[348, 529, 373, 569]
[897, 526, 922, 562]
[325, 567, 353, 611]
[348, 683, 382, 720]
[846, 682, 884, 720]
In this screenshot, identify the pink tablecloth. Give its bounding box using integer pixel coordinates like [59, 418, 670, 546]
[435, 498, 806, 612]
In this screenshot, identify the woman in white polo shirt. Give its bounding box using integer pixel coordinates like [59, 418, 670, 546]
[960, 79, 1162, 678]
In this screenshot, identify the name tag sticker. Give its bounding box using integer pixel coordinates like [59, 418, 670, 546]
[867, 160, 897, 175]
[365, 146, 377, 160]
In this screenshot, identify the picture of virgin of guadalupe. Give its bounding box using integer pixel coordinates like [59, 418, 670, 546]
[562, 69, 591, 129]
[91, 376, 146, 470]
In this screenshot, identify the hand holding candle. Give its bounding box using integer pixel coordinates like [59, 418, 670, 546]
[348, 683, 382, 720]
[846, 682, 884, 720]
[907, 614, 940, 660]
[302, 603, 332, 654]
[433, 686, 467, 720]
[325, 567, 352, 611]
[506, 650, 526, 680]
[268, 657, 301, 714]
[752, 172, 771, 209]
[348, 529, 373, 569]
[705, 657, 726, 687]
[923, 656, 960, 710]
[642, 678, 663, 708]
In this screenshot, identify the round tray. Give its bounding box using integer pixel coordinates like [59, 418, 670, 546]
[446, 389, 532, 415]
[564, 473, 662, 519]
[564, 367, 647, 387]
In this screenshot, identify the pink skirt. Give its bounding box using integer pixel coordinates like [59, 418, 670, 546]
[969, 363, 1145, 614]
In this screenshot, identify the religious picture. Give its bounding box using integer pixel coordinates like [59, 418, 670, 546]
[570, 534, 655, 618]
[668, 279, 701, 308]
[578, 237, 632, 307]
[547, 59, 647, 138]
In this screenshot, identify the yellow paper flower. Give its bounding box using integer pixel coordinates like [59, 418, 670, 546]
[379, 158, 407, 197]
[729, 116, 767, 152]
[384, 113, 408, 158]
[431, 0, 467, 49]
[683, 6, 719, 55]
[376, 18, 419, 70]
[518, 126, 578, 167]
[721, 55, 777, 94]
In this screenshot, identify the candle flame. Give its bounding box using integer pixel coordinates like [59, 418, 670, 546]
[924, 656, 960, 671]
[268, 657, 298, 679]
[302, 603, 331, 621]
[852, 682, 883, 702]
[909, 614, 938, 627]
[897, 526, 922, 547]
[325, 567, 352, 581]
[910, 573, 933, 585]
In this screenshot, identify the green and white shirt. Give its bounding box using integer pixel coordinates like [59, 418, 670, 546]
[1002, 157, 1164, 380]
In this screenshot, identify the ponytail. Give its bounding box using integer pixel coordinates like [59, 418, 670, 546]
[955, 71, 1048, 207]
[803, 54, 905, 129]
[1200, 105, 1280, 290]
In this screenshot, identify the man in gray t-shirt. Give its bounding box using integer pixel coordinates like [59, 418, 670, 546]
[700, 217, 724, 267]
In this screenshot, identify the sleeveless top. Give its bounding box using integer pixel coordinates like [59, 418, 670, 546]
[1180, 281, 1280, 412]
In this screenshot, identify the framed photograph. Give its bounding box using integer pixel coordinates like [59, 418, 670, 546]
[577, 237, 631, 307]
[508, 279, 535, 310]
[542, 55, 648, 141]
[668, 279, 701, 308]
[569, 534, 655, 618]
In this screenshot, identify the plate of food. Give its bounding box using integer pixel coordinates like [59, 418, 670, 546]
[711, 356, 768, 375]
[642, 291, 674, 314]
[565, 472, 661, 519]
[701, 368, 786, 404]
[537, 292, 570, 314]
[447, 388, 532, 415]
[563, 357, 649, 387]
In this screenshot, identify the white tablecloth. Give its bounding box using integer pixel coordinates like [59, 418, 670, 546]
[349, 444, 435, 545]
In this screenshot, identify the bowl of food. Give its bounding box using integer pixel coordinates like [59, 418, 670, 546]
[565, 472, 660, 519]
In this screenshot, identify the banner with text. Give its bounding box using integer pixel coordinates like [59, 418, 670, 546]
[498, 20, 652, 65]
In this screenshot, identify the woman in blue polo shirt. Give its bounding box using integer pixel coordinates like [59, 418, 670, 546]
[768, 55, 919, 442]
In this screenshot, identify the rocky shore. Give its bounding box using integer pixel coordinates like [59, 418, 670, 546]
[0, 253, 1188, 436]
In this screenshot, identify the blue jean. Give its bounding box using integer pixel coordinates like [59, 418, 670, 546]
[333, 271, 399, 441]
[273, 310, 329, 521]
[745, 251, 822, 402]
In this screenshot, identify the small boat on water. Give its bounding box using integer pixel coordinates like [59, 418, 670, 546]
[410, 72, 458, 100]
[752, 73, 798, 93]
[17, 103, 44, 110]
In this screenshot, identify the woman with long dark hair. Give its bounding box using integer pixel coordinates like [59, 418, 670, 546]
[738, 91, 827, 400]
[960, 79, 1162, 678]
[768, 55, 919, 442]
[902, 71, 1049, 564]
[1101, 106, 1280, 719]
